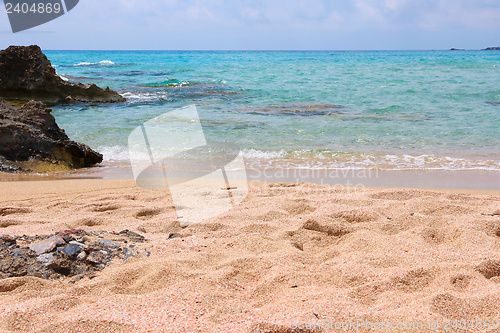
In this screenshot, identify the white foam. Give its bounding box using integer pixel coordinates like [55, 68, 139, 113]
[98, 60, 116, 66]
[98, 146, 130, 162]
[95, 145, 500, 172]
[241, 150, 500, 171]
[74, 60, 116, 67]
[121, 91, 169, 103]
[241, 149, 286, 160]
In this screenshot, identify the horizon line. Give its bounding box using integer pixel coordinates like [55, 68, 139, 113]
[39, 48, 498, 52]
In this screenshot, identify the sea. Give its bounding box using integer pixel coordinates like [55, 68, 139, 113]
[44, 50, 500, 182]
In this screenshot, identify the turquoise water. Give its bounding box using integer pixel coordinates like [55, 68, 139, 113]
[45, 50, 500, 171]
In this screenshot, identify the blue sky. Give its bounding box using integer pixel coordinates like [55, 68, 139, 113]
[1, 0, 499, 50]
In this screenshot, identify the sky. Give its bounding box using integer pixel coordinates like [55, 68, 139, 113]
[0, 0, 499, 50]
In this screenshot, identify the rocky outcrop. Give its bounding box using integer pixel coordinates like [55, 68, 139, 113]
[0, 98, 103, 171]
[0, 45, 125, 104]
[482, 47, 500, 50]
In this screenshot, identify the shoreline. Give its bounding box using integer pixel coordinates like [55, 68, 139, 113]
[2, 165, 499, 191]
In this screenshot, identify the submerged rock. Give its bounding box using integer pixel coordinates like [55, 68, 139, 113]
[0, 98, 103, 171]
[0, 45, 125, 104]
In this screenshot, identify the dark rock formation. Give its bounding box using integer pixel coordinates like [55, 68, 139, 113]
[0, 45, 125, 104]
[449, 48, 465, 51]
[482, 47, 500, 50]
[0, 97, 103, 171]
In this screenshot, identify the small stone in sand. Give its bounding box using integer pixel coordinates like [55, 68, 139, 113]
[61, 244, 83, 257]
[99, 239, 120, 248]
[30, 236, 65, 255]
[168, 233, 182, 239]
[36, 253, 55, 266]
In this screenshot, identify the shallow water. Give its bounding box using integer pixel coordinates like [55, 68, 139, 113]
[46, 50, 500, 171]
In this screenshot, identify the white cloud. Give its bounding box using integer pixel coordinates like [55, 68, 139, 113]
[1, 0, 498, 50]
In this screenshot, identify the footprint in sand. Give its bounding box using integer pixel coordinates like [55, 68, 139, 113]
[36, 321, 139, 333]
[431, 293, 500, 318]
[423, 204, 472, 215]
[256, 210, 287, 222]
[0, 219, 21, 228]
[370, 190, 419, 201]
[450, 274, 472, 290]
[331, 210, 376, 223]
[73, 217, 105, 227]
[88, 203, 121, 212]
[421, 227, 446, 245]
[134, 207, 163, 219]
[476, 260, 500, 279]
[0, 207, 32, 216]
[282, 200, 316, 215]
[388, 268, 435, 292]
[300, 218, 352, 237]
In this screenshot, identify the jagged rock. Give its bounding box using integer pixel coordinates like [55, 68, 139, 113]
[0, 98, 103, 171]
[0, 45, 125, 104]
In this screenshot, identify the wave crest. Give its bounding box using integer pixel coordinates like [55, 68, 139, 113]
[74, 60, 116, 67]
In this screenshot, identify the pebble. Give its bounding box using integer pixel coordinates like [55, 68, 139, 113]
[30, 236, 65, 255]
[0, 235, 16, 244]
[12, 249, 25, 257]
[57, 229, 82, 237]
[61, 244, 82, 257]
[69, 240, 88, 248]
[36, 253, 55, 266]
[168, 232, 182, 239]
[99, 239, 119, 248]
[118, 229, 146, 242]
[62, 235, 73, 243]
[2, 229, 149, 281]
[69, 274, 85, 284]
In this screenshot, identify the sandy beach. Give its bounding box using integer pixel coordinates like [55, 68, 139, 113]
[0, 176, 499, 332]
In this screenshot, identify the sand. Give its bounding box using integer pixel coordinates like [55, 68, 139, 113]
[0, 177, 500, 332]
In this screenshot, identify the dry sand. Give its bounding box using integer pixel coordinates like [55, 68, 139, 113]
[0, 178, 499, 332]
